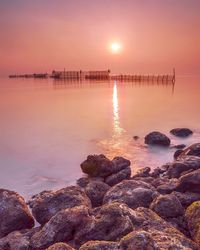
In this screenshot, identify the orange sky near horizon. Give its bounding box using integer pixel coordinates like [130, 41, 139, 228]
[0, 0, 200, 76]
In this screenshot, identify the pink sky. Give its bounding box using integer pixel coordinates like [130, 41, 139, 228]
[0, 0, 200, 75]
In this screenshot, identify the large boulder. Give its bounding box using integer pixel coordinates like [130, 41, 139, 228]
[0, 228, 39, 250]
[119, 230, 159, 250]
[173, 191, 200, 208]
[79, 241, 119, 250]
[85, 181, 110, 207]
[178, 143, 200, 158]
[185, 201, 200, 245]
[0, 189, 34, 238]
[170, 128, 193, 137]
[176, 169, 200, 194]
[28, 186, 91, 225]
[104, 167, 131, 186]
[165, 156, 200, 178]
[103, 180, 156, 209]
[150, 194, 184, 219]
[46, 242, 75, 250]
[80, 155, 131, 178]
[145, 131, 170, 147]
[133, 207, 200, 250]
[31, 205, 91, 250]
[74, 202, 140, 248]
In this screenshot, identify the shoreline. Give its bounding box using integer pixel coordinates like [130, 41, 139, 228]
[0, 129, 200, 249]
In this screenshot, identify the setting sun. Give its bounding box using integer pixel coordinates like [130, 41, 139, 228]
[110, 42, 122, 54]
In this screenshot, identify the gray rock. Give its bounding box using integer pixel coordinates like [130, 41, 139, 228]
[173, 191, 200, 208]
[150, 194, 184, 219]
[85, 181, 110, 207]
[79, 240, 119, 250]
[156, 178, 179, 194]
[120, 230, 159, 250]
[145, 131, 170, 147]
[103, 180, 155, 209]
[172, 144, 187, 149]
[178, 143, 200, 158]
[170, 128, 193, 137]
[0, 189, 34, 238]
[76, 177, 104, 188]
[175, 168, 200, 193]
[165, 155, 200, 178]
[132, 167, 151, 178]
[174, 149, 184, 159]
[104, 167, 131, 186]
[28, 186, 91, 225]
[31, 205, 90, 250]
[80, 155, 130, 178]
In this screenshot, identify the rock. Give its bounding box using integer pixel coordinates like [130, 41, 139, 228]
[173, 191, 200, 208]
[174, 149, 184, 159]
[185, 201, 200, 245]
[80, 155, 130, 178]
[46, 242, 75, 250]
[150, 194, 184, 219]
[170, 128, 193, 137]
[132, 167, 151, 178]
[175, 168, 200, 193]
[75, 202, 140, 247]
[0, 189, 34, 238]
[150, 164, 170, 178]
[119, 230, 159, 250]
[178, 143, 200, 158]
[31, 205, 91, 250]
[133, 136, 139, 140]
[28, 186, 91, 225]
[134, 207, 200, 250]
[165, 155, 200, 178]
[172, 144, 187, 149]
[145, 131, 170, 147]
[0, 228, 39, 250]
[104, 167, 131, 186]
[156, 178, 179, 194]
[166, 216, 190, 237]
[85, 181, 110, 207]
[103, 180, 156, 209]
[79, 240, 119, 250]
[76, 177, 104, 188]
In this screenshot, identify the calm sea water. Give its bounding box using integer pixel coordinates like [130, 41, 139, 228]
[0, 76, 200, 198]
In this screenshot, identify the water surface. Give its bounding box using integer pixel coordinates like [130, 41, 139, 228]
[0, 76, 200, 197]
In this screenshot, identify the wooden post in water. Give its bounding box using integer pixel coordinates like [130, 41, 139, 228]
[172, 68, 176, 83]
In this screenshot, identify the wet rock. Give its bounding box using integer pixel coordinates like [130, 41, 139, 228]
[0, 189, 34, 238]
[80, 155, 130, 178]
[46, 242, 75, 250]
[134, 207, 200, 250]
[79, 240, 119, 250]
[132, 167, 151, 178]
[0, 228, 39, 250]
[76, 177, 104, 188]
[175, 168, 200, 193]
[172, 144, 187, 149]
[173, 191, 200, 208]
[31, 205, 90, 250]
[104, 167, 131, 186]
[145, 131, 170, 147]
[185, 201, 200, 245]
[75, 202, 140, 247]
[119, 230, 159, 250]
[170, 128, 193, 137]
[156, 178, 179, 194]
[165, 155, 200, 178]
[150, 164, 170, 178]
[178, 143, 200, 158]
[150, 194, 184, 219]
[174, 149, 184, 159]
[132, 176, 155, 185]
[28, 186, 91, 225]
[103, 180, 156, 209]
[166, 216, 190, 237]
[85, 181, 110, 207]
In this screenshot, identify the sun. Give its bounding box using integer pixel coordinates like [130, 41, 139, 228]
[110, 42, 122, 54]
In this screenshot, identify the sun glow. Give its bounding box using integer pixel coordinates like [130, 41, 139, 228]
[110, 42, 121, 54]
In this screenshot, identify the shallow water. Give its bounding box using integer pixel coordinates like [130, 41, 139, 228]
[0, 76, 200, 198]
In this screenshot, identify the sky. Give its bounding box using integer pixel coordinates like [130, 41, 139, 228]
[0, 0, 200, 76]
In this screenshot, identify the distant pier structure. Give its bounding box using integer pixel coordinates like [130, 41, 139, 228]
[9, 68, 175, 83]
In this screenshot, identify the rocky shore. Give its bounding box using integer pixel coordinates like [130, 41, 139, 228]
[1, 128, 200, 249]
